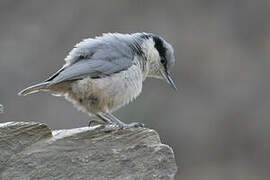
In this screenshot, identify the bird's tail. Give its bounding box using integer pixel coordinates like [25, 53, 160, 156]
[18, 82, 51, 96]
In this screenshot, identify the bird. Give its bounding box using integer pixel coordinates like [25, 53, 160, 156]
[18, 32, 176, 128]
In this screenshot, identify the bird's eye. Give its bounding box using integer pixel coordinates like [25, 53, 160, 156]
[161, 58, 166, 65]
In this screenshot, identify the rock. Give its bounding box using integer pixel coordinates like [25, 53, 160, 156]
[0, 122, 177, 180]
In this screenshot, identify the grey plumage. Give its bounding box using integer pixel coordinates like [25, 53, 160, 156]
[51, 57, 133, 83]
[18, 32, 176, 128]
[53, 33, 143, 84]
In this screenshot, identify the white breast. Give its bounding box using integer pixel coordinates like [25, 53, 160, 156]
[94, 64, 143, 112]
[69, 57, 146, 114]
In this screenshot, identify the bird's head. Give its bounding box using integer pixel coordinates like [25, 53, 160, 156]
[141, 34, 177, 90]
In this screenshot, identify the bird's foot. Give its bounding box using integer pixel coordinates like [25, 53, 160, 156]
[96, 122, 144, 132]
[118, 122, 144, 129]
[88, 119, 107, 127]
[96, 124, 119, 132]
[95, 113, 144, 131]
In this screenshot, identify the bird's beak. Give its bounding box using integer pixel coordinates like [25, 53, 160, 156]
[161, 70, 177, 90]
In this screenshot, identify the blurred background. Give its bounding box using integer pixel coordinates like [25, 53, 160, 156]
[0, 0, 270, 179]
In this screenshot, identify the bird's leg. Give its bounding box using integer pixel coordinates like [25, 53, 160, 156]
[88, 114, 111, 127]
[101, 112, 144, 129]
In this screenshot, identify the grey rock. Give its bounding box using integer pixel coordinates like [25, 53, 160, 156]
[0, 122, 177, 180]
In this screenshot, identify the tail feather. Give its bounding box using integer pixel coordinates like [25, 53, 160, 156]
[18, 82, 51, 96]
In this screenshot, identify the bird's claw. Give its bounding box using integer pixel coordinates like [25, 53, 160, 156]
[88, 120, 107, 127]
[96, 122, 144, 132]
[120, 122, 144, 129]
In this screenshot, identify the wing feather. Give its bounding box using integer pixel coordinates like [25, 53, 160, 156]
[45, 33, 143, 85]
[50, 58, 133, 85]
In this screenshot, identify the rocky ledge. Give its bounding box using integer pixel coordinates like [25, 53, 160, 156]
[0, 122, 177, 180]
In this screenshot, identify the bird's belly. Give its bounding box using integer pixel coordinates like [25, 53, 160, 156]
[69, 65, 143, 114]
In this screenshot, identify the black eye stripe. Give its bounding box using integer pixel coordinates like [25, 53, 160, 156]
[160, 58, 166, 64]
[153, 36, 167, 66]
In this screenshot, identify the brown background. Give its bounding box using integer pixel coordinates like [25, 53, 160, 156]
[0, 0, 270, 179]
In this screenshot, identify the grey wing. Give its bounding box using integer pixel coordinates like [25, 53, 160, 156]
[45, 66, 66, 82]
[46, 33, 136, 85]
[49, 57, 133, 85]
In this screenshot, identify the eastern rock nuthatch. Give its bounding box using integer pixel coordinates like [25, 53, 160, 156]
[19, 33, 176, 128]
